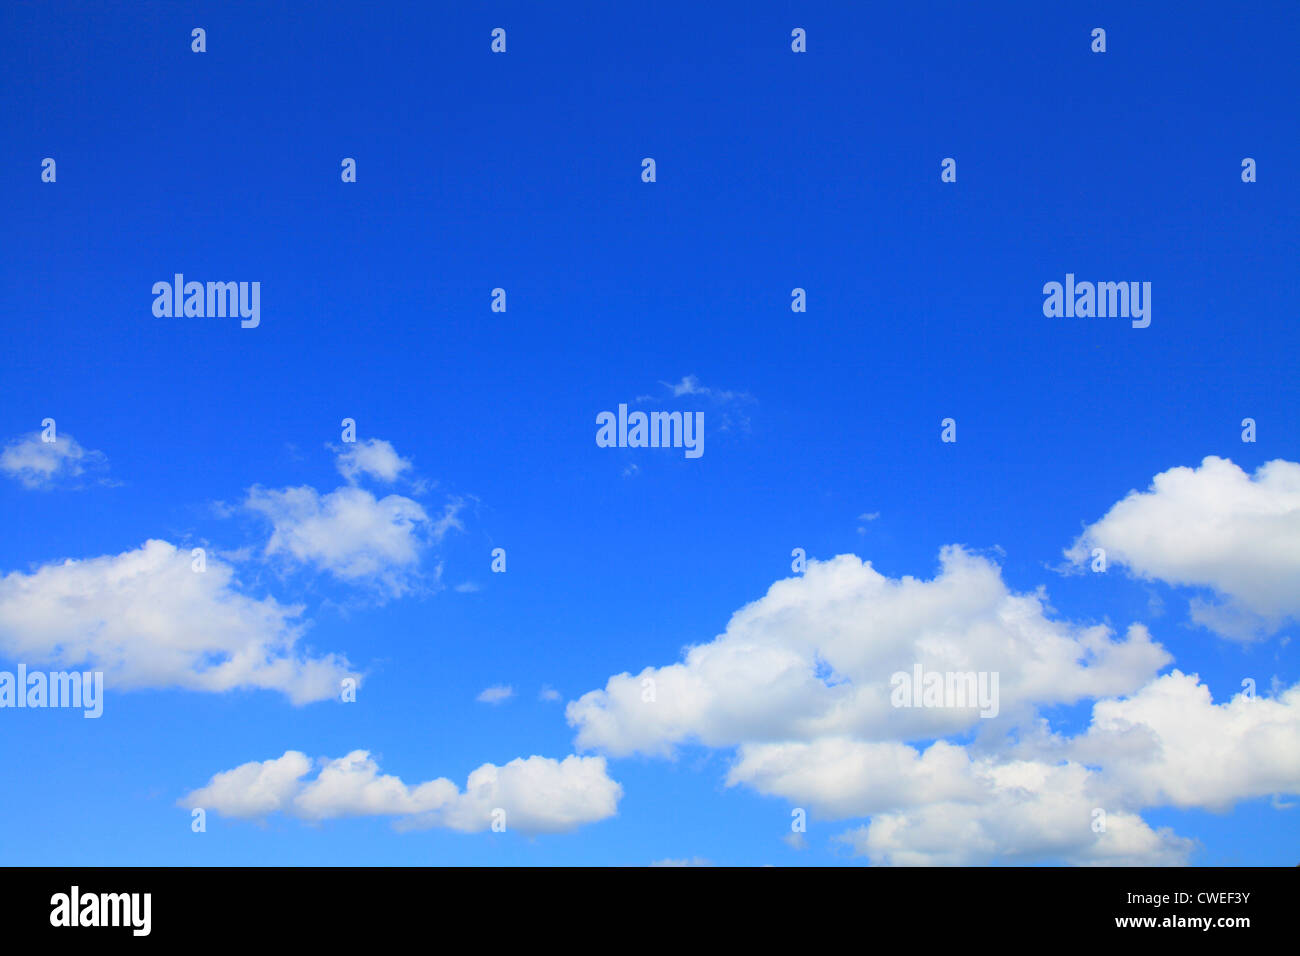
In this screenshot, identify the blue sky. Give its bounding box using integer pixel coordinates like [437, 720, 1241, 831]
[0, 0, 1297, 866]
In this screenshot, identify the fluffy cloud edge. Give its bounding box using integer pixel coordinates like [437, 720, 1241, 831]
[0, 431, 108, 489]
[0, 539, 357, 704]
[1067, 456, 1300, 640]
[180, 750, 622, 835]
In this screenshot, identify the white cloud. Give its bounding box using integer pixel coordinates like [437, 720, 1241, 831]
[567, 528, 1300, 865]
[649, 857, 714, 867]
[476, 684, 514, 705]
[1068, 457, 1300, 639]
[659, 375, 748, 403]
[1059, 671, 1300, 812]
[0, 540, 354, 703]
[239, 440, 465, 596]
[834, 779, 1193, 867]
[181, 750, 622, 835]
[295, 751, 459, 820]
[245, 485, 433, 594]
[567, 547, 1169, 757]
[730, 739, 1194, 865]
[653, 376, 754, 432]
[336, 439, 412, 484]
[179, 751, 313, 817]
[725, 671, 1300, 865]
[539, 685, 562, 702]
[0, 431, 107, 489]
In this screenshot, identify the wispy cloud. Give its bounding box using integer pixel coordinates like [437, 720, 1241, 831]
[476, 684, 514, 704]
[0, 431, 108, 489]
[645, 375, 756, 433]
[239, 440, 465, 599]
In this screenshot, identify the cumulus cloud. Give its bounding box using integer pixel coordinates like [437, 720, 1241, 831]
[567, 533, 1300, 864]
[336, 439, 412, 484]
[181, 750, 622, 835]
[834, 780, 1193, 867]
[179, 751, 313, 818]
[0, 540, 355, 703]
[1058, 671, 1300, 812]
[567, 547, 1169, 757]
[732, 738, 1193, 865]
[245, 486, 446, 595]
[242, 441, 465, 596]
[1067, 457, 1300, 640]
[726, 672, 1300, 865]
[0, 431, 107, 489]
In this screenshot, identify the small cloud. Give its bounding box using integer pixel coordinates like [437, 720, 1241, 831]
[539, 685, 561, 702]
[653, 375, 755, 433]
[476, 684, 514, 705]
[856, 512, 880, 535]
[622, 463, 639, 478]
[180, 750, 622, 834]
[782, 833, 808, 851]
[238, 440, 466, 599]
[334, 439, 412, 484]
[430, 497, 468, 538]
[244, 484, 432, 596]
[455, 582, 480, 593]
[1, 431, 108, 489]
[650, 857, 713, 867]
[658, 375, 749, 404]
[663, 375, 707, 397]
